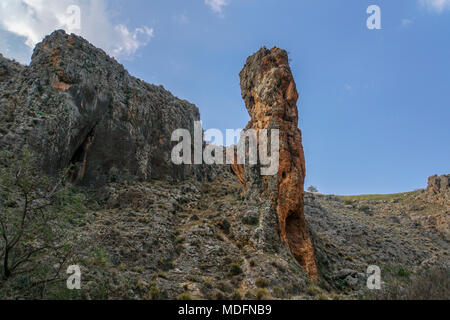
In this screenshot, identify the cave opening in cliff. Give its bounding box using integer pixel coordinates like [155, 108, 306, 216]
[285, 210, 307, 266]
[69, 126, 96, 182]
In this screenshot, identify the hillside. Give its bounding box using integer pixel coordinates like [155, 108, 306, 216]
[0, 31, 448, 300]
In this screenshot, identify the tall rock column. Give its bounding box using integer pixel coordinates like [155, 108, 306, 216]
[238, 47, 317, 278]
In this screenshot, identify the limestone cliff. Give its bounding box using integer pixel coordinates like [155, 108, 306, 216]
[0, 30, 213, 185]
[237, 47, 317, 278]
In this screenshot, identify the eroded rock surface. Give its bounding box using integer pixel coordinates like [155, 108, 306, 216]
[422, 175, 450, 207]
[0, 30, 213, 185]
[237, 47, 317, 278]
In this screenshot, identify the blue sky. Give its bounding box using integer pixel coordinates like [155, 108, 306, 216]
[1, 0, 449, 195]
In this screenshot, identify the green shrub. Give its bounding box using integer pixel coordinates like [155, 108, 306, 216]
[255, 288, 269, 300]
[202, 279, 213, 289]
[272, 286, 285, 298]
[217, 281, 233, 293]
[359, 205, 371, 214]
[214, 290, 226, 300]
[396, 266, 411, 279]
[306, 284, 322, 296]
[177, 293, 195, 300]
[230, 290, 242, 300]
[157, 258, 174, 271]
[227, 262, 243, 276]
[147, 286, 161, 300]
[242, 214, 258, 226]
[220, 219, 231, 234]
[255, 278, 269, 288]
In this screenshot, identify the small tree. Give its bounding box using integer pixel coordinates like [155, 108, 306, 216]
[307, 186, 318, 193]
[0, 149, 85, 296]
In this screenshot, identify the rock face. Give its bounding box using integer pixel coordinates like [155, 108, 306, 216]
[0, 30, 211, 185]
[238, 47, 317, 278]
[0, 53, 25, 86]
[416, 175, 450, 233]
[423, 175, 450, 207]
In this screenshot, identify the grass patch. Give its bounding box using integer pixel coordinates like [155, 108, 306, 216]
[177, 293, 196, 300]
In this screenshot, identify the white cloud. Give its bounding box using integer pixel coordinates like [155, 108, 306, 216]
[112, 25, 154, 57]
[419, 0, 450, 12]
[0, 0, 154, 63]
[205, 0, 229, 16]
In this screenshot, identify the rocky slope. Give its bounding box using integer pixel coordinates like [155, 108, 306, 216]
[306, 192, 449, 296]
[0, 31, 448, 300]
[20, 174, 446, 300]
[67, 173, 311, 300]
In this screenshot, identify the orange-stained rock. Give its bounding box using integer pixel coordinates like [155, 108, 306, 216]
[53, 79, 71, 91]
[237, 47, 318, 279]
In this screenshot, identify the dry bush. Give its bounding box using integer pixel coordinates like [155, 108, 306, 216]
[365, 264, 449, 300]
